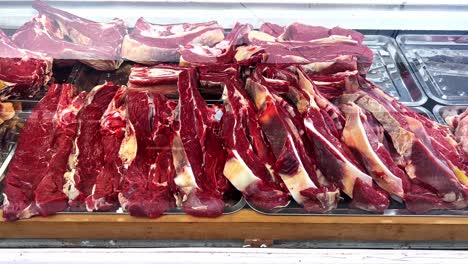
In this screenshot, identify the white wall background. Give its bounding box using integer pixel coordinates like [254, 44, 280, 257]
[0, 1, 467, 30]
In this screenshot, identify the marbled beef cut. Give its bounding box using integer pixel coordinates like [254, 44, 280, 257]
[3, 84, 81, 220]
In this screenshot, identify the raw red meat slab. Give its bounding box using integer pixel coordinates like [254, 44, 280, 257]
[3, 84, 76, 220]
[64, 82, 119, 210]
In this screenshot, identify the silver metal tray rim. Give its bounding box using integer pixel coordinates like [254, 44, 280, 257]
[246, 200, 468, 217]
[396, 34, 468, 106]
[364, 35, 428, 107]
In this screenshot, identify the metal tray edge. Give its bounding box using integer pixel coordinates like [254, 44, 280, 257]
[246, 200, 468, 217]
[396, 34, 468, 106]
[412, 106, 436, 120]
[367, 35, 428, 106]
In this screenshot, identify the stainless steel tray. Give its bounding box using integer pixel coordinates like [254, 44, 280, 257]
[433, 104, 468, 125]
[397, 34, 468, 105]
[363, 35, 427, 106]
[247, 201, 468, 217]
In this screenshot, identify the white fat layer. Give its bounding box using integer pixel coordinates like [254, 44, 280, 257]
[189, 45, 222, 56]
[189, 30, 224, 46]
[308, 35, 356, 44]
[121, 35, 178, 63]
[85, 185, 98, 211]
[313, 81, 333, 85]
[191, 205, 208, 211]
[405, 162, 416, 179]
[174, 193, 183, 208]
[18, 203, 38, 219]
[141, 24, 208, 38]
[265, 164, 276, 183]
[316, 169, 330, 186]
[277, 135, 317, 204]
[248, 31, 276, 42]
[443, 192, 457, 203]
[63, 134, 80, 201]
[63, 170, 80, 200]
[302, 61, 334, 74]
[277, 55, 309, 63]
[280, 166, 310, 204]
[234, 46, 262, 61]
[303, 118, 373, 197]
[2, 193, 9, 207]
[174, 166, 198, 195]
[130, 67, 181, 82]
[119, 122, 137, 168]
[342, 104, 404, 198]
[146, 68, 181, 78]
[118, 193, 129, 211]
[223, 151, 259, 192]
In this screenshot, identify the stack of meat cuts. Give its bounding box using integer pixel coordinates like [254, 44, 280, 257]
[2, 2, 468, 221]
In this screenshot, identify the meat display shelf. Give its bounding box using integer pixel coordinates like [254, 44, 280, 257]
[0, 136, 246, 216]
[1, 209, 468, 241]
[1, 34, 465, 220]
[397, 34, 468, 105]
[363, 35, 427, 106]
[2, 106, 466, 218]
[413, 106, 437, 120]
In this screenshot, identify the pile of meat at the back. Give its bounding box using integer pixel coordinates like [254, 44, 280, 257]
[3, 2, 468, 221]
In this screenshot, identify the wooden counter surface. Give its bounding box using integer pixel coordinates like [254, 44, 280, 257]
[1, 209, 467, 241]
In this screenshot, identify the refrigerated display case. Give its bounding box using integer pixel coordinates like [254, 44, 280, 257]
[0, 0, 468, 258]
